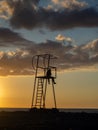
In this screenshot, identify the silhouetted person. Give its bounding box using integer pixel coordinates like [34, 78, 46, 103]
[46, 68, 56, 84]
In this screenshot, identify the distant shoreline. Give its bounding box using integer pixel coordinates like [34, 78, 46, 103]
[0, 108, 98, 113]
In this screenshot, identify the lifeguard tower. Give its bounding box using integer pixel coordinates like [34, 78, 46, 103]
[31, 54, 57, 109]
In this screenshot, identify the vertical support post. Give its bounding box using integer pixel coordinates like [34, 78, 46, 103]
[43, 54, 50, 108]
[52, 82, 57, 108]
[43, 78, 48, 108]
[31, 56, 39, 108]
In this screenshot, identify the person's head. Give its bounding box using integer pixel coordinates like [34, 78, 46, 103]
[48, 68, 51, 71]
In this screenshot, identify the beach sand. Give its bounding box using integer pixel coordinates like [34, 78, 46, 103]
[0, 108, 98, 130]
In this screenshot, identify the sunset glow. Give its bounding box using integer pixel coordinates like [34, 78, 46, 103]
[0, 71, 98, 108]
[0, 0, 98, 109]
[0, 85, 3, 98]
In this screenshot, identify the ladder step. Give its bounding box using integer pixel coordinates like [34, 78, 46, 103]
[37, 91, 42, 93]
[37, 85, 43, 87]
[38, 83, 42, 85]
[36, 95, 42, 97]
[37, 90, 42, 92]
[37, 89, 43, 91]
[37, 92, 42, 94]
[37, 88, 43, 90]
[37, 89, 42, 91]
[37, 96, 42, 100]
[36, 96, 42, 100]
[36, 101, 41, 103]
[38, 81, 43, 83]
[35, 105, 43, 107]
[37, 95, 41, 97]
[36, 100, 41, 102]
[36, 98, 42, 100]
[37, 99, 40, 101]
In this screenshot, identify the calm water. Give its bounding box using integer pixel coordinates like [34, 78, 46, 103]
[0, 108, 98, 113]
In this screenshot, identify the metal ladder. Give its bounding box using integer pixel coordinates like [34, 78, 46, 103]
[35, 78, 44, 108]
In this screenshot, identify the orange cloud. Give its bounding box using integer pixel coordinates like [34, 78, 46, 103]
[51, 0, 88, 10]
[0, 0, 13, 19]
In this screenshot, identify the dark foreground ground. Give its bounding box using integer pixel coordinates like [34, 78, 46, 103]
[0, 108, 98, 130]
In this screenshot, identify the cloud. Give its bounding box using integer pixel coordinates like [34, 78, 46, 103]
[81, 39, 98, 52]
[0, 51, 33, 76]
[0, 27, 36, 47]
[0, 32, 98, 76]
[7, 0, 40, 7]
[39, 29, 46, 35]
[44, 7, 98, 30]
[0, 27, 22, 42]
[55, 34, 66, 41]
[8, 0, 40, 29]
[10, 6, 98, 30]
[20, 38, 98, 72]
[55, 34, 74, 45]
[0, 0, 13, 19]
[51, 0, 88, 10]
[0, 0, 98, 30]
[0, 27, 98, 76]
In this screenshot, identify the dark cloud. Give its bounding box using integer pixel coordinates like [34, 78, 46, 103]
[42, 7, 98, 30]
[0, 27, 98, 76]
[1, 0, 98, 30]
[91, 54, 98, 63]
[0, 36, 98, 76]
[0, 27, 35, 47]
[9, 1, 98, 30]
[0, 28, 22, 42]
[11, 7, 38, 29]
[7, 0, 39, 29]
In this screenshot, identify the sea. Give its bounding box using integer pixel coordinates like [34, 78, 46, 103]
[0, 108, 98, 113]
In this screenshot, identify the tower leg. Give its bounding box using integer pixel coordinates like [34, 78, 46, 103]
[52, 82, 57, 108]
[31, 78, 36, 108]
[43, 79, 48, 108]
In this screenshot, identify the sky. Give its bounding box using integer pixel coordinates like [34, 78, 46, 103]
[0, 0, 98, 108]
